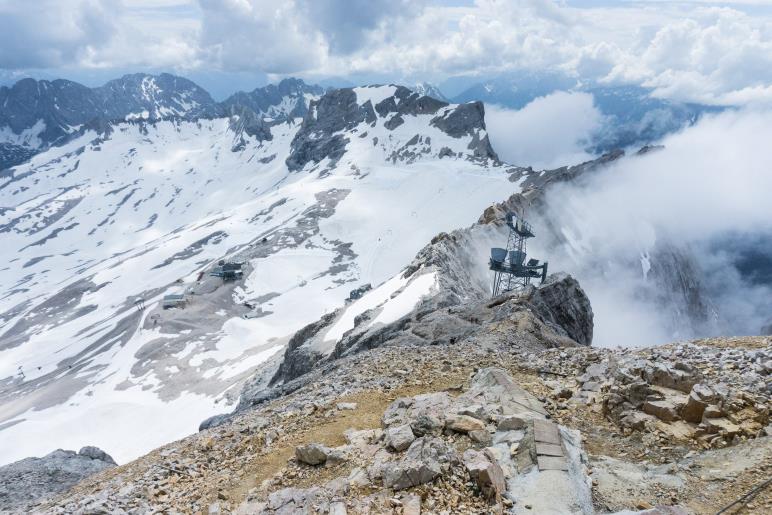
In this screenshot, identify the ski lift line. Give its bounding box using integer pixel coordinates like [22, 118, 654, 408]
[8, 289, 169, 379]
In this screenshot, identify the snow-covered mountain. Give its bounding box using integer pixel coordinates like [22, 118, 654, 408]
[411, 82, 448, 102]
[0, 73, 220, 170]
[0, 84, 507, 466]
[0, 75, 334, 172]
[0, 73, 739, 472]
[220, 78, 325, 122]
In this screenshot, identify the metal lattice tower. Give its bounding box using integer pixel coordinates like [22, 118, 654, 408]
[489, 213, 548, 297]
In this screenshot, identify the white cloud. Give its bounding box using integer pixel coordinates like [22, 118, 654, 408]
[486, 92, 603, 169]
[0, 0, 770, 106]
[538, 108, 772, 346]
[197, 0, 327, 74]
[0, 0, 116, 69]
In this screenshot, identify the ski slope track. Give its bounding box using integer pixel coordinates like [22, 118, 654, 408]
[0, 85, 514, 465]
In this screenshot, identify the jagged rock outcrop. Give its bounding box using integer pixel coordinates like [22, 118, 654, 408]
[0, 446, 116, 512]
[285, 85, 498, 172]
[226, 105, 273, 150]
[269, 311, 338, 388]
[528, 272, 594, 345]
[285, 88, 375, 171]
[237, 268, 593, 414]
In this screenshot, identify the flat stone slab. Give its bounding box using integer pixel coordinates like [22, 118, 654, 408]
[537, 455, 569, 471]
[535, 442, 564, 457]
[533, 420, 561, 445]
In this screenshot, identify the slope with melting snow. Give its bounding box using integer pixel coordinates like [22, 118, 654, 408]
[0, 89, 512, 466]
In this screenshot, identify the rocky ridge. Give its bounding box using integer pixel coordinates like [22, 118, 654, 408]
[285, 85, 498, 172]
[0, 75, 323, 170]
[0, 446, 115, 512]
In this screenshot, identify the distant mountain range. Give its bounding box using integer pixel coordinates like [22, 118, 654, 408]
[0, 74, 325, 170]
[0, 71, 725, 172]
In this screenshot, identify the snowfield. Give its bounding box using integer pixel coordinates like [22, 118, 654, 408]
[0, 92, 513, 466]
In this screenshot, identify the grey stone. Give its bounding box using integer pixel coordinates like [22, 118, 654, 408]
[497, 415, 528, 431]
[0, 446, 116, 512]
[469, 429, 493, 446]
[382, 437, 456, 490]
[402, 493, 422, 515]
[462, 449, 506, 500]
[537, 455, 569, 471]
[295, 443, 330, 466]
[643, 400, 681, 422]
[527, 273, 594, 345]
[386, 424, 416, 452]
[535, 442, 564, 457]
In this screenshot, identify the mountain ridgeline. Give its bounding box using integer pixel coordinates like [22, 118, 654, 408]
[0, 74, 325, 169]
[0, 71, 722, 172]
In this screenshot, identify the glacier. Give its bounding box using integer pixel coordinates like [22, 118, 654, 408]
[0, 86, 513, 465]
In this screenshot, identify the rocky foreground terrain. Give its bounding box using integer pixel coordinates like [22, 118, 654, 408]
[18, 275, 769, 514]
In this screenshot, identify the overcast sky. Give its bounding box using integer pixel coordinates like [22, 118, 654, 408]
[1, 0, 770, 103]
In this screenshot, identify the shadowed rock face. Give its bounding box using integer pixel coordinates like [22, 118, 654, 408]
[528, 273, 594, 346]
[0, 446, 116, 512]
[285, 88, 374, 172]
[226, 105, 273, 146]
[285, 85, 498, 172]
[269, 311, 339, 387]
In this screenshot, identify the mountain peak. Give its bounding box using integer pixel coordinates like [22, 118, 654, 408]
[286, 85, 497, 172]
[223, 77, 325, 122]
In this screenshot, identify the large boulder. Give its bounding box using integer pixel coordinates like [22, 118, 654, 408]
[295, 443, 331, 466]
[462, 449, 506, 501]
[385, 424, 416, 452]
[382, 437, 457, 490]
[0, 446, 116, 512]
[681, 384, 718, 423]
[382, 392, 453, 436]
[527, 273, 594, 345]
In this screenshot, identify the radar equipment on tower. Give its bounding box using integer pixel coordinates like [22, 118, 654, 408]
[489, 213, 548, 297]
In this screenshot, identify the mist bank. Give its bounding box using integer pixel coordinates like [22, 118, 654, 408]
[531, 109, 772, 347]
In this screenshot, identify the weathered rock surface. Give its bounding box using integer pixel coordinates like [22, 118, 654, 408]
[285, 85, 497, 172]
[385, 424, 415, 452]
[0, 446, 116, 512]
[382, 437, 457, 490]
[37, 337, 771, 514]
[295, 443, 330, 466]
[462, 449, 506, 501]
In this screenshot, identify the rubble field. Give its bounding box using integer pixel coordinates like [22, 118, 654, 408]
[39, 335, 771, 514]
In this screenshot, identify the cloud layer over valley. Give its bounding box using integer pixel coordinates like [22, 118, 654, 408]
[533, 108, 772, 346]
